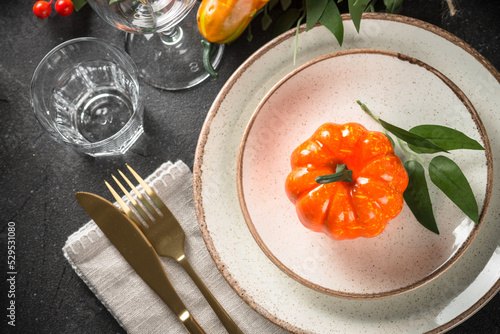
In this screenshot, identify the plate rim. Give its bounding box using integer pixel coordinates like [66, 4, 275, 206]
[236, 48, 493, 300]
[193, 12, 500, 333]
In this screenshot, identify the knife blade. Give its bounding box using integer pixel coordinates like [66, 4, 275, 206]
[75, 192, 205, 334]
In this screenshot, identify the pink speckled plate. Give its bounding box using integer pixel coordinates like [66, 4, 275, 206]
[236, 49, 492, 299]
[194, 13, 500, 334]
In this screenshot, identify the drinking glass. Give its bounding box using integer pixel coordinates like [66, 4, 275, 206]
[30, 37, 144, 157]
[87, 0, 224, 90]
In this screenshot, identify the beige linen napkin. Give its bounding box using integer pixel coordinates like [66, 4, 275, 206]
[63, 161, 286, 334]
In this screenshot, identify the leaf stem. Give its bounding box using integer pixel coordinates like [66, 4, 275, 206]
[395, 137, 429, 164]
[293, 10, 306, 65]
[356, 100, 380, 123]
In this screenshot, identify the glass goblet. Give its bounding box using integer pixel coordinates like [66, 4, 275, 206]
[87, 0, 224, 90]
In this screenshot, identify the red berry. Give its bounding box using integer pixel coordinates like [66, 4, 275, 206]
[55, 0, 73, 16]
[33, 1, 52, 19]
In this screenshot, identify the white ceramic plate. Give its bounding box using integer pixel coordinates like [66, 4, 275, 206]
[237, 49, 492, 299]
[194, 13, 500, 333]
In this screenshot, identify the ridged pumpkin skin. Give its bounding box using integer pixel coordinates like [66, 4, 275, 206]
[285, 122, 409, 240]
[197, 0, 269, 44]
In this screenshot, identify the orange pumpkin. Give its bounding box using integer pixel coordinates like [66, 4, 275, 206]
[285, 122, 409, 240]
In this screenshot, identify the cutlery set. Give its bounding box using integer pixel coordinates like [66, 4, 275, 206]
[76, 165, 242, 334]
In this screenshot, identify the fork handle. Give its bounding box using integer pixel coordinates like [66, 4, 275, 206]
[178, 256, 244, 334]
[181, 312, 205, 334]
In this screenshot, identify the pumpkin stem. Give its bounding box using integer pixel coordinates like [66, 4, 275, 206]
[201, 40, 218, 78]
[315, 164, 353, 184]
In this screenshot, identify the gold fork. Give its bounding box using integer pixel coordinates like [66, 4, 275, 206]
[105, 165, 243, 334]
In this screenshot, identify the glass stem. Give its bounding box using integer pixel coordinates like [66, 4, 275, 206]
[160, 26, 183, 46]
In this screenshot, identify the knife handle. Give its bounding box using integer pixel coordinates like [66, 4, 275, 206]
[155, 280, 206, 334]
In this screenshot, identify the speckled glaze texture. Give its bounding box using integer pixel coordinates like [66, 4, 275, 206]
[194, 13, 500, 333]
[237, 49, 492, 299]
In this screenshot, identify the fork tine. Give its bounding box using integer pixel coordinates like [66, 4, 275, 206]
[118, 169, 161, 220]
[110, 173, 152, 226]
[126, 164, 165, 210]
[104, 180, 142, 227]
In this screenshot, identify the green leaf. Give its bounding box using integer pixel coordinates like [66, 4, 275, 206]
[379, 119, 449, 153]
[246, 23, 253, 42]
[280, 0, 292, 11]
[348, 0, 371, 32]
[356, 100, 448, 153]
[384, 0, 403, 13]
[261, 7, 273, 31]
[403, 160, 439, 234]
[319, 0, 344, 45]
[305, 0, 328, 31]
[74, 0, 88, 11]
[429, 155, 479, 223]
[272, 8, 301, 37]
[408, 124, 484, 154]
[268, 0, 280, 10]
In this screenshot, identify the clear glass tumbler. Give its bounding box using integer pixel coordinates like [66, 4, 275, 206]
[30, 37, 144, 157]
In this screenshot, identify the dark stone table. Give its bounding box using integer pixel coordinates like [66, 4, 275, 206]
[1, 1, 499, 333]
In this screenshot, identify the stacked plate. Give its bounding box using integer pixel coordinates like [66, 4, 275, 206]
[194, 13, 499, 333]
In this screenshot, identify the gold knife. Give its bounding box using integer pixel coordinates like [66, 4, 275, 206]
[75, 192, 205, 334]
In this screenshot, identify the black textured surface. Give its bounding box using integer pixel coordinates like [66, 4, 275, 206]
[1, 1, 499, 333]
